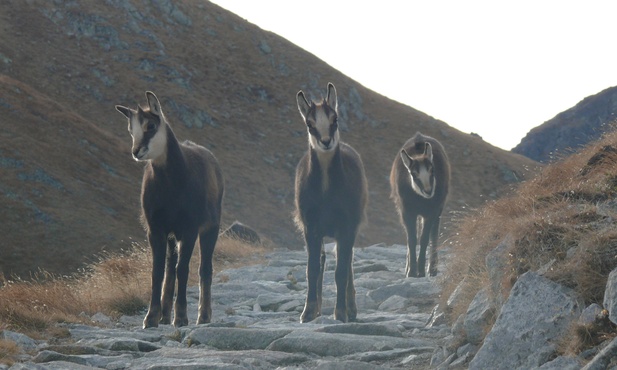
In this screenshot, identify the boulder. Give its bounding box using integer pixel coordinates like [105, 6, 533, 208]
[221, 221, 261, 245]
[469, 272, 582, 370]
[603, 267, 617, 325]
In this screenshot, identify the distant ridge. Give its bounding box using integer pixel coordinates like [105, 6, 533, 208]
[513, 86, 617, 162]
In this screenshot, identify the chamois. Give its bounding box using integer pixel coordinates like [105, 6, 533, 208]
[294, 82, 368, 323]
[115, 92, 224, 328]
[390, 132, 450, 278]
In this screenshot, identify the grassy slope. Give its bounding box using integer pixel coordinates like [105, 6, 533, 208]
[442, 129, 617, 354]
[0, 0, 537, 278]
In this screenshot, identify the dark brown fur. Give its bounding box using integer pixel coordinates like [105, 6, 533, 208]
[390, 132, 450, 277]
[116, 93, 224, 328]
[294, 83, 368, 323]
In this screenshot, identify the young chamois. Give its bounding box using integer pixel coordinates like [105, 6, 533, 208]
[390, 132, 450, 278]
[115, 92, 224, 328]
[294, 82, 368, 323]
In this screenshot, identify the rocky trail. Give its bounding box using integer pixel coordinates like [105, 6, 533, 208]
[5, 244, 456, 369]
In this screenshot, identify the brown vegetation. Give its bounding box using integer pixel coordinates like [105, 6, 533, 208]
[441, 128, 617, 353]
[0, 0, 538, 278]
[0, 237, 267, 338]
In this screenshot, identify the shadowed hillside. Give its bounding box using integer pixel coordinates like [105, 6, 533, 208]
[0, 0, 538, 278]
[513, 85, 617, 162]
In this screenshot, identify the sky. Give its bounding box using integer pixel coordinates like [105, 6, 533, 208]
[210, 0, 617, 150]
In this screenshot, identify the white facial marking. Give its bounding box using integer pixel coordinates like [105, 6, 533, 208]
[413, 166, 435, 199]
[129, 116, 145, 160]
[146, 124, 167, 162]
[129, 115, 167, 162]
[309, 107, 339, 153]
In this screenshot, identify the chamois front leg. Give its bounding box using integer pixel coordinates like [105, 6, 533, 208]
[334, 234, 356, 322]
[160, 237, 178, 325]
[418, 217, 433, 278]
[173, 232, 197, 327]
[403, 213, 419, 278]
[197, 227, 218, 325]
[301, 230, 324, 323]
[144, 231, 167, 329]
[428, 216, 441, 277]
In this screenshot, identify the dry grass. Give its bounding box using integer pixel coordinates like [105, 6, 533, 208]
[0, 339, 20, 366]
[441, 128, 617, 348]
[0, 236, 269, 340]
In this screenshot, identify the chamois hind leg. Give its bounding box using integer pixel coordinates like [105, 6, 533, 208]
[173, 232, 197, 327]
[197, 226, 218, 325]
[301, 230, 324, 323]
[143, 230, 167, 328]
[403, 213, 419, 277]
[334, 233, 355, 322]
[428, 215, 441, 277]
[160, 236, 178, 325]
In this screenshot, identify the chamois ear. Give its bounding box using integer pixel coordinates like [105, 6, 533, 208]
[145, 91, 163, 117]
[400, 149, 413, 171]
[297, 91, 311, 121]
[115, 105, 132, 119]
[326, 82, 337, 112]
[424, 142, 433, 162]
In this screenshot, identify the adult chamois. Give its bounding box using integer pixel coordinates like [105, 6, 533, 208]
[294, 82, 368, 323]
[390, 132, 450, 277]
[116, 92, 224, 328]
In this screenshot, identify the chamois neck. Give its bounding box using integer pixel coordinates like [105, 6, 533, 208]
[151, 125, 186, 175]
[309, 143, 340, 191]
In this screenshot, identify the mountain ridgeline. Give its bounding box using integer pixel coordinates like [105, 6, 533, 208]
[0, 0, 538, 278]
[513, 85, 617, 162]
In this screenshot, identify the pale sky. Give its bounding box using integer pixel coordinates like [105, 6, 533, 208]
[210, 0, 617, 150]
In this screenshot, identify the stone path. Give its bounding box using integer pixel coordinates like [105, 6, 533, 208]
[7, 243, 451, 369]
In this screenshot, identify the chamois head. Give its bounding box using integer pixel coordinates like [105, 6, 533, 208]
[401, 142, 435, 199]
[115, 91, 167, 162]
[296, 82, 340, 153]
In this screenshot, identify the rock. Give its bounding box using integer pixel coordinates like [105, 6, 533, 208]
[1, 331, 37, 351]
[469, 272, 582, 370]
[7, 244, 450, 369]
[378, 295, 407, 311]
[186, 327, 291, 350]
[579, 303, 604, 325]
[267, 330, 429, 357]
[485, 235, 513, 309]
[539, 356, 583, 369]
[367, 280, 439, 304]
[463, 287, 495, 345]
[221, 220, 261, 245]
[582, 336, 617, 370]
[603, 267, 617, 325]
[315, 322, 403, 337]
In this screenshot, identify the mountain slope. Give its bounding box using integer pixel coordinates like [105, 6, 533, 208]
[513, 86, 617, 162]
[0, 0, 538, 277]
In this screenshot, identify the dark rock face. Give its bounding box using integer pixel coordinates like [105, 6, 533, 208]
[513, 86, 617, 163]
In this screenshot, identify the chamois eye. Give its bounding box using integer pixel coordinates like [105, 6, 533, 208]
[146, 122, 156, 131]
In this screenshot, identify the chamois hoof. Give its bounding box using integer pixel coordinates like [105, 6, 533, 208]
[300, 305, 321, 323]
[347, 307, 358, 322]
[334, 309, 349, 323]
[173, 317, 189, 327]
[159, 316, 171, 325]
[143, 314, 160, 329]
